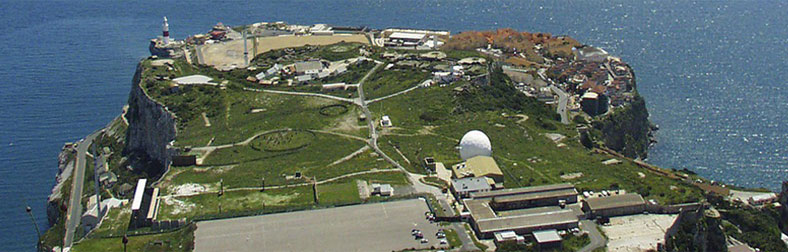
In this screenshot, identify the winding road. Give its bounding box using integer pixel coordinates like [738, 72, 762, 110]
[550, 85, 570, 125]
[578, 220, 607, 252]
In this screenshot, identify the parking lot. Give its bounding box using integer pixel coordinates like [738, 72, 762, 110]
[194, 199, 444, 251]
[600, 214, 678, 252]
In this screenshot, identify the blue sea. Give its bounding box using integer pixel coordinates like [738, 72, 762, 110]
[1, 0, 786, 250]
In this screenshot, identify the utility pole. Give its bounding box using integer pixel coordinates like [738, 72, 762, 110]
[219, 179, 224, 196]
[122, 234, 128, 252]
[25, 205, 42, 251]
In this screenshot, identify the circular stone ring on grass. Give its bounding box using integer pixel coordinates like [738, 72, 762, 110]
[249, 129, 316, 152]
[318, 104, 349, 116]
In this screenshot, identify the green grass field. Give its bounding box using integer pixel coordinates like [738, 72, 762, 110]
[174, 90, 356, 147]
[167, 133, 367, 189]
[363, 68, 431, 99]
[157, 186, 315, 220]
[72, 224, 195, 252]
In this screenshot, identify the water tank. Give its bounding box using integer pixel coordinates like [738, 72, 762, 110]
[459, 130, 492, 160]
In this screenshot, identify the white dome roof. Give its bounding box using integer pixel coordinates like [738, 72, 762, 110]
[459, 130, 492, 160]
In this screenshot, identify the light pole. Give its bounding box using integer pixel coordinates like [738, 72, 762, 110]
[26, 205, 42, 251]
[122, 234, 128, 252]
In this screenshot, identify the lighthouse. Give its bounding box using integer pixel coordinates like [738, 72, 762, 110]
[162, 16, 170, 45]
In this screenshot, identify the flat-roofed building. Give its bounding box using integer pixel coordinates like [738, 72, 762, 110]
[451, 156, 504, 186]
[294, 60, 323, 75]
[130, 179, 162, 229]
[494, 231, 524, 245]
[130, 179, 148, 228]
[533, 229, 562, 248]
[464, 198, 578, 239]
[452, 177, 492, 198]
[470, 183, 578, 210]
[386, 32, 426, 47]
[582, 193, 646, 218]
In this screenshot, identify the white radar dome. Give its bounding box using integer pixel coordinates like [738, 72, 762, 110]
[459, 130, 492, 160]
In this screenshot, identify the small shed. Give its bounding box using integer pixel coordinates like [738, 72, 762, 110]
[533, 229, 562, 248]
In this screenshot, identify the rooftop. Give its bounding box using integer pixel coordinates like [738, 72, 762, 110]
[452, 177, 492, 193]
[453, 156, 503, 180]
[131, 179, 147, 211]
[493, 188, 578, 204]
[173, 75, 214, 85]
[389, 32, 426, 40]
[533, 229, 562, 244]
[475, 209, 578, 234]
[470, 183, 575, 199]
[295, 61, 323, 73]
[584, 193, 645, 211]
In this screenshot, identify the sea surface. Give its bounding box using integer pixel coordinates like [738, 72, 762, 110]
[1, 0, 786, 250]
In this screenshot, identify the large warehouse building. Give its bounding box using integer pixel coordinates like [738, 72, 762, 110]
[462, 183, 581, 239]
[470, 183, 578, 210]
[582, 193, 646, 218]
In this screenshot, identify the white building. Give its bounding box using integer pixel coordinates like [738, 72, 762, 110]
[573, 46, 609, 62]
[381, 115, 392, 127]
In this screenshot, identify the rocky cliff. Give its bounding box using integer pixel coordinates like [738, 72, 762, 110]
[46, 147, 74, 225]
[124, 62, 177, 177]
[593, 94, 653, 159]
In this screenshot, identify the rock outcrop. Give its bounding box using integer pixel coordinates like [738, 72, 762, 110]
[593, 94, 653, 159]
[46, 145, 75, 225]
[124, 62, 177, 177]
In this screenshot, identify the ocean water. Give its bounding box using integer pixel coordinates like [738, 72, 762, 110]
[1, 0, 786, 250]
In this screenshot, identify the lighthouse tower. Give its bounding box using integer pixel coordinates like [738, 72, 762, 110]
[162, 16, 170, 45]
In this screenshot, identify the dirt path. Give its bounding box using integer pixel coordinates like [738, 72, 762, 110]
[201, 112, 211, 127]
[366, 81, 425, 104]
[329, 145, 370, 166]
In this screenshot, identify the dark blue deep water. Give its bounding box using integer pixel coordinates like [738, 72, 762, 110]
[1, 0, 786, 250]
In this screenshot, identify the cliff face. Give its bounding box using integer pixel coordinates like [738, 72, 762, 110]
[665, 207, 727, 252]
[593, 94, 652, 159]
[124, 62, 177, 177]
[46, 147, 74, 225]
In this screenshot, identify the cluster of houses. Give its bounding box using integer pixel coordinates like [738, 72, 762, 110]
[249, 57, 371, 86]
[546, 46, 637, 116]
[380, 50, 487, 87]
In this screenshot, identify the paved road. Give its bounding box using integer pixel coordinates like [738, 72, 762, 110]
[578, 220, 607, 252]
[550, 85, 570, 125]
[451, 223, 479, 252]
[64, 130, 101, 248]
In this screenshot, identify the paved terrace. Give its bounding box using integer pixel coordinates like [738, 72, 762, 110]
[194, 199, 443, 252]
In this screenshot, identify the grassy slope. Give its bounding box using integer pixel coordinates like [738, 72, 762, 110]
[72, 224, 195, 252]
